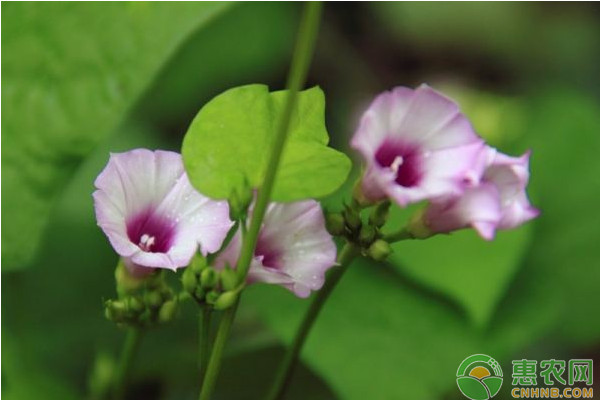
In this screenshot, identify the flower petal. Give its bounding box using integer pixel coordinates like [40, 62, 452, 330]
[154, 172, 233, 256]
[352, 86, 414, 157]
[384, 141, 486, 206]
[426, 183, 502, 239]
[260, 200, 337, 295]
[214, 200, 337, 298]
[391, 84, 478, 148]
[485, 150, 539, 230]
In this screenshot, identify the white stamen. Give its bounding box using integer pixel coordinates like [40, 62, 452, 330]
[139, 233, 156, 251]
[390, 156, 404, 173]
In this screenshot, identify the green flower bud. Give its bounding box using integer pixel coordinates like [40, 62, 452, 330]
[200, 268, 219, 289]
[220, 267, 238, 292]
[115, 261, 145, 295]
[144, 270, 164, 290]
[213, 291, 238, 310]
[190, 254, 208, 275]
[159, 286, 174, 302]
[109, 299, 127, 313]
[128, 296, 145, 313]
[105, 299, 126, 322]
[178, 291, 192, 302]
[104, 303, 116, 321]
[369, 201, 391, 228]
[158, 300, 177, 323]
[352, 177, 376, 207]
[343, 205, 362, 231]
[359, 225, 377, 246]
[138, 310, 151, 325]
[144, 291, 163, 309]
[229, 182, 253, 221]
[325, 212, 345, 236]
[407, 208, 434, 239]
[194, 286, 206, 301]
[182, 267, 198, 293]
[205, 290, 220, 305]
[367, 239, 392, 261]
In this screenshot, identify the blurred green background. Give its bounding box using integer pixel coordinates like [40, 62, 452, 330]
[2, 2, 600, 399]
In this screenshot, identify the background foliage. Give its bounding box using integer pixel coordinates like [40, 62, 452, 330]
[2, 3, 599, 399]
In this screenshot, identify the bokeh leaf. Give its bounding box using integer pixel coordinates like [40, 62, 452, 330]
[182, 84, 351, 201]
[1, 123, 170, 400]
[1, 2, 230, 270]
[2, 332, 80, 400]
[134, 2, 298, 131]
[389, 219, 533, 328]
[489, 88, 600, 352]
[370, 3, 600, 91]
[246, 259, 482, 400]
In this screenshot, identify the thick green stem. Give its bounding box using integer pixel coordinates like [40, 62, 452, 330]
[113, 328, 142, 400]
[196, 3, 323, 400]
[198, 308, 212, 384]
[198, 302, 239, 400]
[267, 243, 359, 400]
[236, 1, 322, 282]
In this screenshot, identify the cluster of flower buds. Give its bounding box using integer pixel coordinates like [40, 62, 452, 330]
[104, 262, 178, 327]
[181, 255, 240, 310]
[326, 200, 392, 262]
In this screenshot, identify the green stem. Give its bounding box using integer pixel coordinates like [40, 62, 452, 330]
[198, 301, 239, 400]
[383, 227, 414, 242]
[113, 328, 142, 400]
[267, 243, 359, 400]
[236, 1, 322, 282]
[198, 308, 212, 384]
[196, 3, 323, 400]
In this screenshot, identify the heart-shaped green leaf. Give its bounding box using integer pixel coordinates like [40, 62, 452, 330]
[181, 84, 351, 201]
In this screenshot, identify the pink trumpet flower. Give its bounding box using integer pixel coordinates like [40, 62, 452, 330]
[93, 149, 233, 275]
[352, 84, 485, 206]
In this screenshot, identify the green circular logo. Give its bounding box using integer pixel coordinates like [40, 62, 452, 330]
[456, 354, 503, 400]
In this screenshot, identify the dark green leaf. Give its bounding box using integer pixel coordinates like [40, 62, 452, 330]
[490, 88, 600, 350]
[245, 260, 482, 400]
[1, 2, 231, 270]
[389, 224, 532, 328]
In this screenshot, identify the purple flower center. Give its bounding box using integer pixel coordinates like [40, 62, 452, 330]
[255, 234, 283, 270]
[126, 208, 176, 253]
[375, 139, 423, 187]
